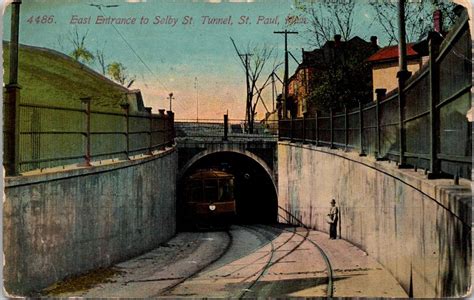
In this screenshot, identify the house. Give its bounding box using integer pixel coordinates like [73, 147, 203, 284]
[287, 65, 310, 118]
[366, 9, 451, 100]
[366, 44, 424, 100]
[286, 35, 379, 118]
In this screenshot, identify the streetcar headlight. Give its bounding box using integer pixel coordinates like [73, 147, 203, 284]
[209, 204, 216, 211]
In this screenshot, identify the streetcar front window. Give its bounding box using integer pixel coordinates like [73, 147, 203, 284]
[188, 180, 203, 203]
[203, 180, 218, 202]
[218, 178, 234, 202]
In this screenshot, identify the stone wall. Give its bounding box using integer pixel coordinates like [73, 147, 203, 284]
[278, 142, 471, 297]
[4, 147, 178, 295]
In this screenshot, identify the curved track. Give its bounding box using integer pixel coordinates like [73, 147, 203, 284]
[44, 221, 406, 298]
[161, 224, 334, 298]
[265, 224, 334, 298]
[154, 229, 233, 297]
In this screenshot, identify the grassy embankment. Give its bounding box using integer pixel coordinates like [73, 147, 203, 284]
[3, 42, 128, 111]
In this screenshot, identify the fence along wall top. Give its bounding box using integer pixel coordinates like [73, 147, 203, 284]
[19, 101, 171, 118]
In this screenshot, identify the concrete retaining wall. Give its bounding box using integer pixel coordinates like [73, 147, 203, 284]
[278, 142, 471, 297]
[3, 147, 178, 295]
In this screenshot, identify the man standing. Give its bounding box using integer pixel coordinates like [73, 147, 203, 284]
[327, 199, 338, 239]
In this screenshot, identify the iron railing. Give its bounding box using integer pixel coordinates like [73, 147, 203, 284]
[175, 118, 278, 140]
[17, 100, 174, 173]
[279, 11, 472, 180]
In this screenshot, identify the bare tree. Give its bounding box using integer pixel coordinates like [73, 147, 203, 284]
[294, 0, 356, 47]
[67, 27, 95, 65]
[95, 45, 107, 75]
[370, 0, 458, 45]
[231, 38, 277, 133]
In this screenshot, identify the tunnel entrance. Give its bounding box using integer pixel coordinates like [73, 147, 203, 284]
[177, 151, 278, 229]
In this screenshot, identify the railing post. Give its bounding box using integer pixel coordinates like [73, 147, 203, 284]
[167, 110, 174, 146]
[302, 114, 306, 144]
[397, 73, 410, 167]
[359, 101, 366, 156]
[315, 111, 319, 146]
[168, 110, 175, 142]
[344, 105, 348, 151]
[4, 0, 22, 176]
[81, 97, 92, 166]
[375, 89, 386, 160]
[330, 108, 335, 149]
[223, 113, 228, 141]
[120, 102, 130, 159]
[4, 85, 21, 176]
[428, 32, 442, 178]
[159, 109, 166, 149]
[145, 107, 153, 155]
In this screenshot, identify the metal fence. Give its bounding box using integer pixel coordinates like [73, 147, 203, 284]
[175, 118, 278, 140]
[279, 11, 472, 180]
[17, 98, 174, 173]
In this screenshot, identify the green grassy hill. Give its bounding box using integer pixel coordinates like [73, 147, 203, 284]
[3, 42, 129, 112]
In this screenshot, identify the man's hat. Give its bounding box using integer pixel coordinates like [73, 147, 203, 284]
[330, 199, 336, 204]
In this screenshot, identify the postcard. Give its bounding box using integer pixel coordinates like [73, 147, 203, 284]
[1, 0, 472, 298]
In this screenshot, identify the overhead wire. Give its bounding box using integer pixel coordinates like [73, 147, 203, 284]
[91, 4, 188, 113]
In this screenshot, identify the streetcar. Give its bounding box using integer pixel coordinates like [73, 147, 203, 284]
[184, 169, 236, 227]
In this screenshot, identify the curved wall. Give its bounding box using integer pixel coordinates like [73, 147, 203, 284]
[278, 142, 471, 297]
[4, 148, 178, 295]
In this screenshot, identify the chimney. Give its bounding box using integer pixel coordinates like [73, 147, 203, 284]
[433, 9, 443, 33]
[334, 34, 342, 47]
[370, 36, 378, 47]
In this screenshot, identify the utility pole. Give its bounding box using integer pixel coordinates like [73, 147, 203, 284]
[398, 0, 408, 73]
[397, 0, 410, 168]
[239, 53, 252, 132]
[168, 92, 174, 112]
[4, 0, 22, 176]
[274, 30, 298, 119]
[271, 72, 275, 112]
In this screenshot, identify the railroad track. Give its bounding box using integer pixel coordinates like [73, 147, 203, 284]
[237, 223, 333, 298]
[236, 225, 278, 299]
[273, 206, 335, 298]
[156, 222, 334, 298]
[266, 223, 334, 298]
[154, 229, 233, 297]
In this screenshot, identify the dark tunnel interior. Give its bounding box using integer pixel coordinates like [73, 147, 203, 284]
[177, 152, 278, 229]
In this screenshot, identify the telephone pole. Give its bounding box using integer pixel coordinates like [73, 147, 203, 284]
[271, 72, 275, 111]
[274, 30, 298, 119]
[239, 53, 253, 132]
[397, 0, 410, 168]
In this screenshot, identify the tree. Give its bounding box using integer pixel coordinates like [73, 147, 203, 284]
[307, 41, 376, 111]
[231, 38, 277, 133]
[291, 0, 374, 112]
[107, 62, 135, 88]
[95, 46, 107, 75]
[67, 27, 95, 65]
[370, 0, 458, 45]
[293, 0, 356, 47]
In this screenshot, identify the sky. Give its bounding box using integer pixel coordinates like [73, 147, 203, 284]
[0, 0, 445, 120]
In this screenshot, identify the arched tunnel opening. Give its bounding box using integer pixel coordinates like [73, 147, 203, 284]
[177, 151, 278, 230]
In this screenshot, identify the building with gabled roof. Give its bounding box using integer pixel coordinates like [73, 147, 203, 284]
[367, 43, 425, 100]
[286, 35, 379, 117]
